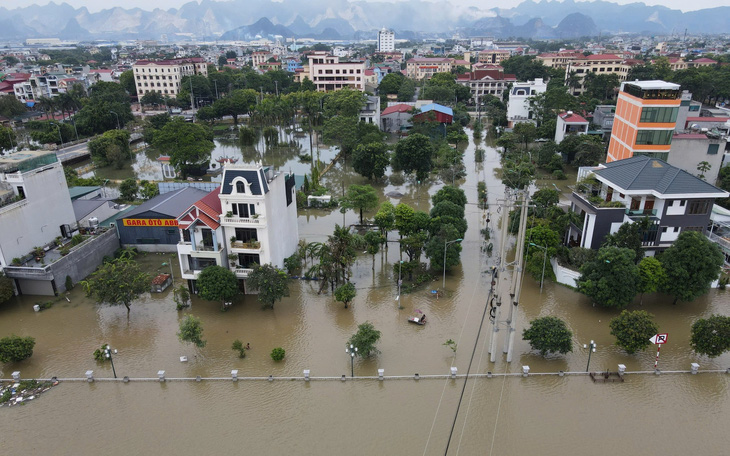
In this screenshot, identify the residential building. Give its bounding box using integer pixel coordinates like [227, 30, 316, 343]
[380, 103, 413, 133]
[176, 164, 298, 291]
[307, 52, 366, 92]
[0, 151, 75, 269]
[567, 155, 728, 253]
[666, 133, 727, 185]
[565, 54, 630, 96]
[676, 90, 701, 133]
[132, 58, 208, 97]
[456, 68, 516, 101]
[555, 111, 589, 143]
[413, 103, 453, 125]
[688, 58, 717, 68]
[592, 105, 616, 137]
[377, 28, 395, 53]
[406, 57, 454, 80]
[536, 52, 581, 70]
[606, 80, 682, 163]
[0, 151, 119, 296]
[506, 78, 547, 128]
[116, 187, 209, 252]
[251, 51, 272, 69]
[478, 50, 511, 65]
[360, 96, 381, 126]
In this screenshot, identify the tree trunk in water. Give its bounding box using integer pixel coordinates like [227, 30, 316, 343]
[125, 302, 131, 314]
[359, 208, 363, 225]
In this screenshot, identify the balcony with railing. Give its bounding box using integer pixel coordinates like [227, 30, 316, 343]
[232, 267, 254, 278]
[626, 208, 658, 217]
[230, 240, 262, 252]
[222, 216, 264, 227]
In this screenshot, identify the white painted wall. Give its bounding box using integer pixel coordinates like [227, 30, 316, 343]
[0, 161, 76, 264]
[665, 199, 686, 216]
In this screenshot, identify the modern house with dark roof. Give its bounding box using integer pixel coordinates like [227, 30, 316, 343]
[116, 187, 209, 252]
[176, 164, 298, 291]
[567, 155, 729, 252]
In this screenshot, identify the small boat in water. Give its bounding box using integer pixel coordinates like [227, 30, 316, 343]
[407, 309, 427, 325]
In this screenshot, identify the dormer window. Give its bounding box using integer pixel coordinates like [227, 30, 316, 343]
[236, 181, 245, 193]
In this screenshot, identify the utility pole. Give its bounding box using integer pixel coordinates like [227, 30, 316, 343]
[505, 191, 529, 362]
[489, 194, 511, 362]
[189, 76, 196, 122]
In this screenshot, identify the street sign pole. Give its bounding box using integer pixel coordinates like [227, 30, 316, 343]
[649, 333, 668, 369]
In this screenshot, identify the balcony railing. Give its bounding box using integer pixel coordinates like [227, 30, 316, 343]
[232, 267, 254, 277]
[195, 244, 218, 252]
[626, 208, 657, 217]
[231, 240, 261, 250]
[222, 216, 262, 225]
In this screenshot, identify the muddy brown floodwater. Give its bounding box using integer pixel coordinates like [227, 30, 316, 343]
[2, 130, 729, 455]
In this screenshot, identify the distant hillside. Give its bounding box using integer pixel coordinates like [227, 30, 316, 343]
[0, 0, 726, 41]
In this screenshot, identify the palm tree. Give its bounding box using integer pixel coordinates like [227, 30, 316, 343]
[37, 96, 55, 120]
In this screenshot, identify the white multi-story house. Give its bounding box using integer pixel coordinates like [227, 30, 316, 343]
[506, 78, 547, 128]
[132, 57, 208, 97]
[176, 164, 298, 292]
[307, 52, 366, 92]
[377, 28, 395, 53]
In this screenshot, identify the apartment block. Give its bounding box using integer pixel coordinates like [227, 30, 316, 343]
[406, 57, 454, 80]
[506, 78, 547, 127]
[607, 80, 682, 163]
[565, 54, 630, 96]
[478, 50, 511, 65]
[377, 28, 395, 53]
[456, 68, 516, 101]
[133, 57, 208, 97]
[307, 52, 366, 92]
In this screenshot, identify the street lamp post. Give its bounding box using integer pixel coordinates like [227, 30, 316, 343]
[397, 260, 403, 309]
[442, 238, 463, 289]
[345, 344, 357, 377]
[162, 259, 174, 284]
[583, 340, 596, 372]
[7, 128, 14, 151]
[528, 242, 548, 293]
[109, 110, 120, 130]
[104, 344, 118, 378]
[50, 122, 63, 148]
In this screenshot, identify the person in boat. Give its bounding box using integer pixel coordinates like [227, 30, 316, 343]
[420, 314, 426, 323]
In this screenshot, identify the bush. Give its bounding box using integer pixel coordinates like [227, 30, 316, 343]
[690, 314, 730, 357]
[239, 126, 258, 145]
[270, 347, 285, 361]
[232, 339, 246, 358]
[552, 170, 567, 180]
[65, 275, 74, 290]
[177, 315, 206, 348]
[71, 234, 84, 246]
[93, 345, 111, 362]
[0, 335, 36, 363]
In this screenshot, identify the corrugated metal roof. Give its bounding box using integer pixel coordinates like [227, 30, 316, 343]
[121, 187, 209, 219]
[595, 155, 727, 196]
[419, 103, 453, 117]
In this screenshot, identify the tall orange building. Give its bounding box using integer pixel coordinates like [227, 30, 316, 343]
[606, 80, 682, 163]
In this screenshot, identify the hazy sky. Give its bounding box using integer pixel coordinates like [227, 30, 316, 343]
[0, 0, 721, 13]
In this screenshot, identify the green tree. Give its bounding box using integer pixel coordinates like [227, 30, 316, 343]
[347, 322, 381, 357]
[0, 272, 14, 304]
[340, 184, 379, 224]
[334, 282, 357, 308]
[324, 88, 366, 117]
[323, 115, 358, 155]
[374, 201, 396, 241]
[522, 316, 572, 356]
[82, 257, 150, 314]
[231, 339, 246, 358]
[393, 133, 434, 181]
[513, 122, 537, 151]
[602, 221, 645, 263]
[352, 142, 390, 180]
[697, 161, 711, 181]
[690, 315, 730, 358]
[577, 247, 638, 308]
[660, 231, 724, 304]
[118, 178, 138, 201]
[177, 315, 206, 348]
[140, 91, 165, 106]
[197, 265, 238, 306]
[118, 70, 137, 95]
[501, 157, 535, 190]
[0, 335, 36, 363]
[152, 118, 215, 176]
[0, 95, 27, 119]
[0, 125, 15, 152]
[609, 310, 659, 354]
[88, 129, 131, 167]
[246, 263, 290, 309]
[432, 185, 467, 209]
[363, 230, 383, 270]
[270, 347, 286, 361]
[425, 223, 462, 271]
[637, 257, 666, 303]
[139, 180, 159, 200]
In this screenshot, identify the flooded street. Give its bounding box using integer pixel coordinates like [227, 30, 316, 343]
[2, 129, 729, 455]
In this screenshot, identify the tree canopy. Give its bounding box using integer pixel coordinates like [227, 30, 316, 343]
[690, 314, 730, 358]
[340, 184, 379, 224]
[347, 322, 381, 357]
[393, 133, 434, 181]
[0, 335, 35, 363]
[352, 142, 390, 180]
[577, 246, 638, 308]
[335, 282, 357, 308]
[196, 265, 238, 305]
[82, 257, 150, 313]
[246, 263, 290, 309]
[659, 231, 724, 304]
[152, 118, 215, 176]
[609, 310, 659, 354]
[178, 315, 206, 348]
[522, 316, 572, 356]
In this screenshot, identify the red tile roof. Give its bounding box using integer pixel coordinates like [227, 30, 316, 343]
[587, 54, 622, 60]
[693, 58, 717, 63]
[382, 104, 413, 116]
[559, 111, 588, 123]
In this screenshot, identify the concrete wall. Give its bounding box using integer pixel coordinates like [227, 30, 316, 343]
[261, 173, 299, 269]
[667, 136, 725, 185]
[551, 259, 581, 288]
[49, 228, 119, 293]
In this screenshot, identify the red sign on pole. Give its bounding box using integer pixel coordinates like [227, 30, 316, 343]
[649, 333, 668, 345]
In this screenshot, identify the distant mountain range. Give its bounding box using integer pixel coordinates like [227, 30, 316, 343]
[0, 0, 727, 42]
